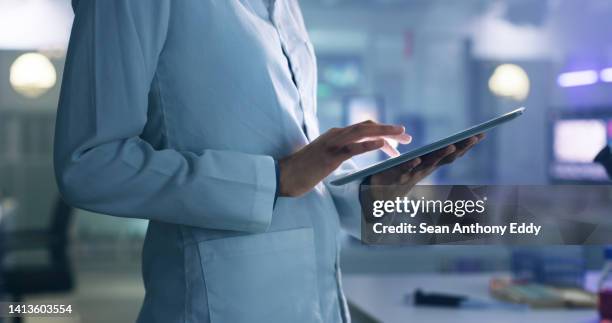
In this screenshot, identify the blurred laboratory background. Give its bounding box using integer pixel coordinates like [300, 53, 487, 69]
[1, 0, 612, 322]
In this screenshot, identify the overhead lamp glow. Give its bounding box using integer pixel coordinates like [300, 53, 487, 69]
[601, 68, 612, 83]
[9, 52, 57, 98]
[488, 64, 530, 101]
[557, 70, 598, 88]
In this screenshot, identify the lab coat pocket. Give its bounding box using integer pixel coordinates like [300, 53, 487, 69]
[197, 227, 323, 323]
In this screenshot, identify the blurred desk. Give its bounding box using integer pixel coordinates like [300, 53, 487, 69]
[342, 273, 598, 323]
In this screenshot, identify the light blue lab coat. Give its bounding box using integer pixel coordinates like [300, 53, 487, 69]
[54, 1, 363, 322]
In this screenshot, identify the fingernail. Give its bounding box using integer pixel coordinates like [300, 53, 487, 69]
[398, 134, 412, 144]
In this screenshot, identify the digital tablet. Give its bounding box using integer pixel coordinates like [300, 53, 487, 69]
[330, 107, 526, 186]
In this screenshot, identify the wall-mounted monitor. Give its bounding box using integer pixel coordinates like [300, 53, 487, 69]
[549, 109, 612, 183]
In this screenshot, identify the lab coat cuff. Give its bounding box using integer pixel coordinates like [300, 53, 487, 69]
[249, 156, 277, 232]
[344, 179, 364, 219]
[330, 178, 364, 239]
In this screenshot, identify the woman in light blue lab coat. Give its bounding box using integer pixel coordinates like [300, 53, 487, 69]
[54, 1, 481, 322]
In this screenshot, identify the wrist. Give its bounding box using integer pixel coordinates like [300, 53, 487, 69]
[278, 156, 296, 197]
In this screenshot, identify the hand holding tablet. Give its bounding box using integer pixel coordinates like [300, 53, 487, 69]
[278, 107, 524, 197]
[277, 120, 412, 197]
[331, 107, 525, 186]
[366, 133, 485, 201]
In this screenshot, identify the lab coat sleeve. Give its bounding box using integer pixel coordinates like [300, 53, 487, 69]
[325, 160, 364, 239]
[54, 0, 276, 233]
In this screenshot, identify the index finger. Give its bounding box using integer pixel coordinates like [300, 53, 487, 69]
[336, 123, 405, 144]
